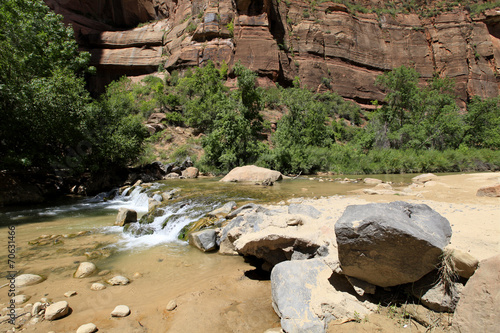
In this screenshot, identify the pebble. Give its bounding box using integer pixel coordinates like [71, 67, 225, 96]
[74, 262, 97, 278]
[13, 294, 30, 304]
[64, 291, 77, 297]
[90, 283, 106, 291]
[76, 323, 98, 333]
[14, 274, 44, 288]
[133, 272, 142, 278]
[44, 301, 70, 321]
[31, 302, 44, 316]
[107, 276, 130, 286]
[166, 300, 177, 311]
[98, 270, 110, 276]
[111, 305, 130, 317]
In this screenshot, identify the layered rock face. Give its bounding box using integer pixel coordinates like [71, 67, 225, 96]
[45, 0, 500, 103]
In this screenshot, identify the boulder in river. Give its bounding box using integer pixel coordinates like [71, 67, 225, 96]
[189, 229, 218, 252]
[335, 201, 452, 287]
[74, 262, 97, 278]
[220, 165, 283, 183]
[115, 208, 137, 226]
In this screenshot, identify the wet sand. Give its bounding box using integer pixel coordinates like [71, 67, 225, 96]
[0, 172, 498, 332]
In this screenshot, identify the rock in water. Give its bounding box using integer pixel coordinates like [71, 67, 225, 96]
[220, 165, 283, 183]
[452, 255, 500, 332]
[115, 208, 137, 226]
[74, 262, 97, 278]
[77, 323, 98, 333]
[107, 276, 130, 285]
[90, 283, 106, 291]
[335, 201, 452, 287]
[189, 229, 218, 252]
[15, 274, 43, 287]
[44, 301, 70, 321]
[111, 305, 130, 317]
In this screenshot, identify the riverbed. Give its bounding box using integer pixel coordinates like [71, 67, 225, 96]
[0, 173, 498, 332]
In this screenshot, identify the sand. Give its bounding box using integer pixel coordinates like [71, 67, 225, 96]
[0, 172, 498, 332]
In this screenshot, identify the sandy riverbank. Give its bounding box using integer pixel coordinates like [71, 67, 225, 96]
[1, 172, 498, 332]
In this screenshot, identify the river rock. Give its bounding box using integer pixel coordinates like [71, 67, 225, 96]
[13, 295, 30, 304]
[445, 247, 479, 279]
[208, 201, 236, 217]
[31, 302, 44, 316]
[76, 323, 98, 333]
[115, 208, 137, 226]
[74, 262, 97, 278]
[452, 255, 500, 332]
[64, 291, 77, 298]
[90, 283, 106, 291]
[181, 167, 199, 179]
[288, 203, 321, 219]
[189, 229, 218, 252]
[107, 276, 130, 285]
[111, 305, 130, 317]
[220, 165, 283, 183]
[148, 198, 161, 212]
[335, 201, 452, 287]
[412, 173, 437, 184]
[44, 301, 70, 321]
[476, 184, 500, 197]
[410, 272, 463, 312]
[363, 178, 382, 184]
[15, 274, 44, 288]
[166, 300, 177, 311]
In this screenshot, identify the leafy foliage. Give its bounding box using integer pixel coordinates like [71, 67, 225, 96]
[0, 0, 146, 173]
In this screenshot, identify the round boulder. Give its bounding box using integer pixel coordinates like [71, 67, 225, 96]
[74, 262, 97, 278]
[335, 201, 452, 287]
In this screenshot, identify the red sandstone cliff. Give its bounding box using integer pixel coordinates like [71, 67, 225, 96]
[44, 0, 500, 104]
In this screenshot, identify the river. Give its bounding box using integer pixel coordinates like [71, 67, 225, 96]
[0, 175, 417, 332]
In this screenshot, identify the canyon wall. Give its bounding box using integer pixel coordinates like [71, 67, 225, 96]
[44, 0, 500, 104]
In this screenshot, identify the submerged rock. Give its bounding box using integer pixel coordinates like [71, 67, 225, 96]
[107, 276, 130, 286]
[74, 262, 97, 278]
[335, 201, 452, 287]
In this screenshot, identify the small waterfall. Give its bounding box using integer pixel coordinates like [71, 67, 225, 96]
[106, 185, 151, 213]
[104, 184, 222, 250]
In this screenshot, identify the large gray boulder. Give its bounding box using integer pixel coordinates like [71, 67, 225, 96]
[189, 229, 218, 252]
[220, 165, 283, 183]
[335, 201, 452, 287]
[452, 255, 500, 332]
[271, 259, 330, 333]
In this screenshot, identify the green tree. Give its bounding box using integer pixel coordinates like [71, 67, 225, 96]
[462, 96, 500, 149]
[370, 66, 463, 150]
[0, 0, 147, 173]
